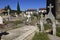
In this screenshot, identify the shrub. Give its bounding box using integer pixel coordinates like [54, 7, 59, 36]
[56, 27, 60, 37]
[44, 24, 52, 30]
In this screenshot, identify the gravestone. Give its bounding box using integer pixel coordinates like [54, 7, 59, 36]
[40, 14, 44, 32]
[15, 12, 18, 17]
[24, 13, 27, 17]
[0, 16, 3, 25]
[7, 9, 10, 21]
[45, 3, 56, 36]
[26, 13, 31, 22]
[45, 4, 55, 21]
[0, 12, 3, 29]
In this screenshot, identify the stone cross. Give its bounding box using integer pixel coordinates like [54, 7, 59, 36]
[48, 4, 54, 12]
[48, 3, 56, 36]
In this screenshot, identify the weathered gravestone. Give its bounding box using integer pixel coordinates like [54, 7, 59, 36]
[0, 16, 3, 25]
[40, 14, 44, 32]
[7, 9, 10, 21]
[26, 13, 31, 23]
[45, 3, 56, 36]
[0, 12, 3, 29]
[15, 12, 18, 17]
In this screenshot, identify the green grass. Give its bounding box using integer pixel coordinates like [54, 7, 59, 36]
[44, 24, 52, 30]
[13, 20, 23, 25]
[32, 32, 50, 40]
[4, 20, 23, 25]
[57, 18, 60, 22]
[3, 20, 23, 30]
[37, 23, 60, 37]
[37, 24, 52, 31]
[56, 27, 60, 37]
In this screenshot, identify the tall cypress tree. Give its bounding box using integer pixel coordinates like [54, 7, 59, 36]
[17, 2, 20, 14]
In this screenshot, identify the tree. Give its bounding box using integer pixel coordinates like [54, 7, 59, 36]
[4, 5, 11, 11]
[17, 2, 20, 14]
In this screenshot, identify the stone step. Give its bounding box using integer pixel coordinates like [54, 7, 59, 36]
[48, 34, 60, 40]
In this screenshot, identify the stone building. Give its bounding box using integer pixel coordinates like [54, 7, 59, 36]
[25, 9, 37, 15]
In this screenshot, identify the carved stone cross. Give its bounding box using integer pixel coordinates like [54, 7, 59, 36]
[48, 4, 54, 12]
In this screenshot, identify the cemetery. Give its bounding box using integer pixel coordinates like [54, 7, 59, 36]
[0, 0, 60, 40]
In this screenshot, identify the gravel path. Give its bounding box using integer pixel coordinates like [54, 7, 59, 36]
[13, 26, 38, 40]
[1, 25, 37, 40]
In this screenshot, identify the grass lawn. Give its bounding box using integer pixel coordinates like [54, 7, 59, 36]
[44, 24, 52, 30]
[37, 23, 60, 37]
[32, 32, 50, 40]
[4, 20, 23, 25]
[37, 24, 52, 31]
[56, 27, 60, 37]
[3, 20, 24, 31]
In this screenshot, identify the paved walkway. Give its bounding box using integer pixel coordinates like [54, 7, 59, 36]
[13, 25, 37, 40]
[1, 25, 37, 40]
[48, 34, 60, 40]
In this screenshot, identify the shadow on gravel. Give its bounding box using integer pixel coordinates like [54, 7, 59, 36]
[0, 31, 9, 40]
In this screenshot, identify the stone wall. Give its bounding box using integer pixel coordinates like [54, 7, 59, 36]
[56, 0, 60, 19]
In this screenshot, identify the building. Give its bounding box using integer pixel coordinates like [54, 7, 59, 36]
[0, 9, 7, 13]
[39, 8, 46, 14]
[0, 9, 18, 16]
[25, 9, 37, 15]
[0, 9, 7, 16]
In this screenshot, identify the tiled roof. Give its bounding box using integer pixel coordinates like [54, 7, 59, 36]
[0, 9, 7, 13]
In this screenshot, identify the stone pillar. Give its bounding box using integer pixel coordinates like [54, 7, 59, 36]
[15, 12, 18, 17]
[26, 14, 31, 24]
[40, 14, 44, 32]
[56, 0, 60, 19]
[7, 9, 10, 21]
[40, 20, 44, 32]
[52, 21, 56, 36]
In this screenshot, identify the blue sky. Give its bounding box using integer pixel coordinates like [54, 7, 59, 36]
[0, 0, 46, 11]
